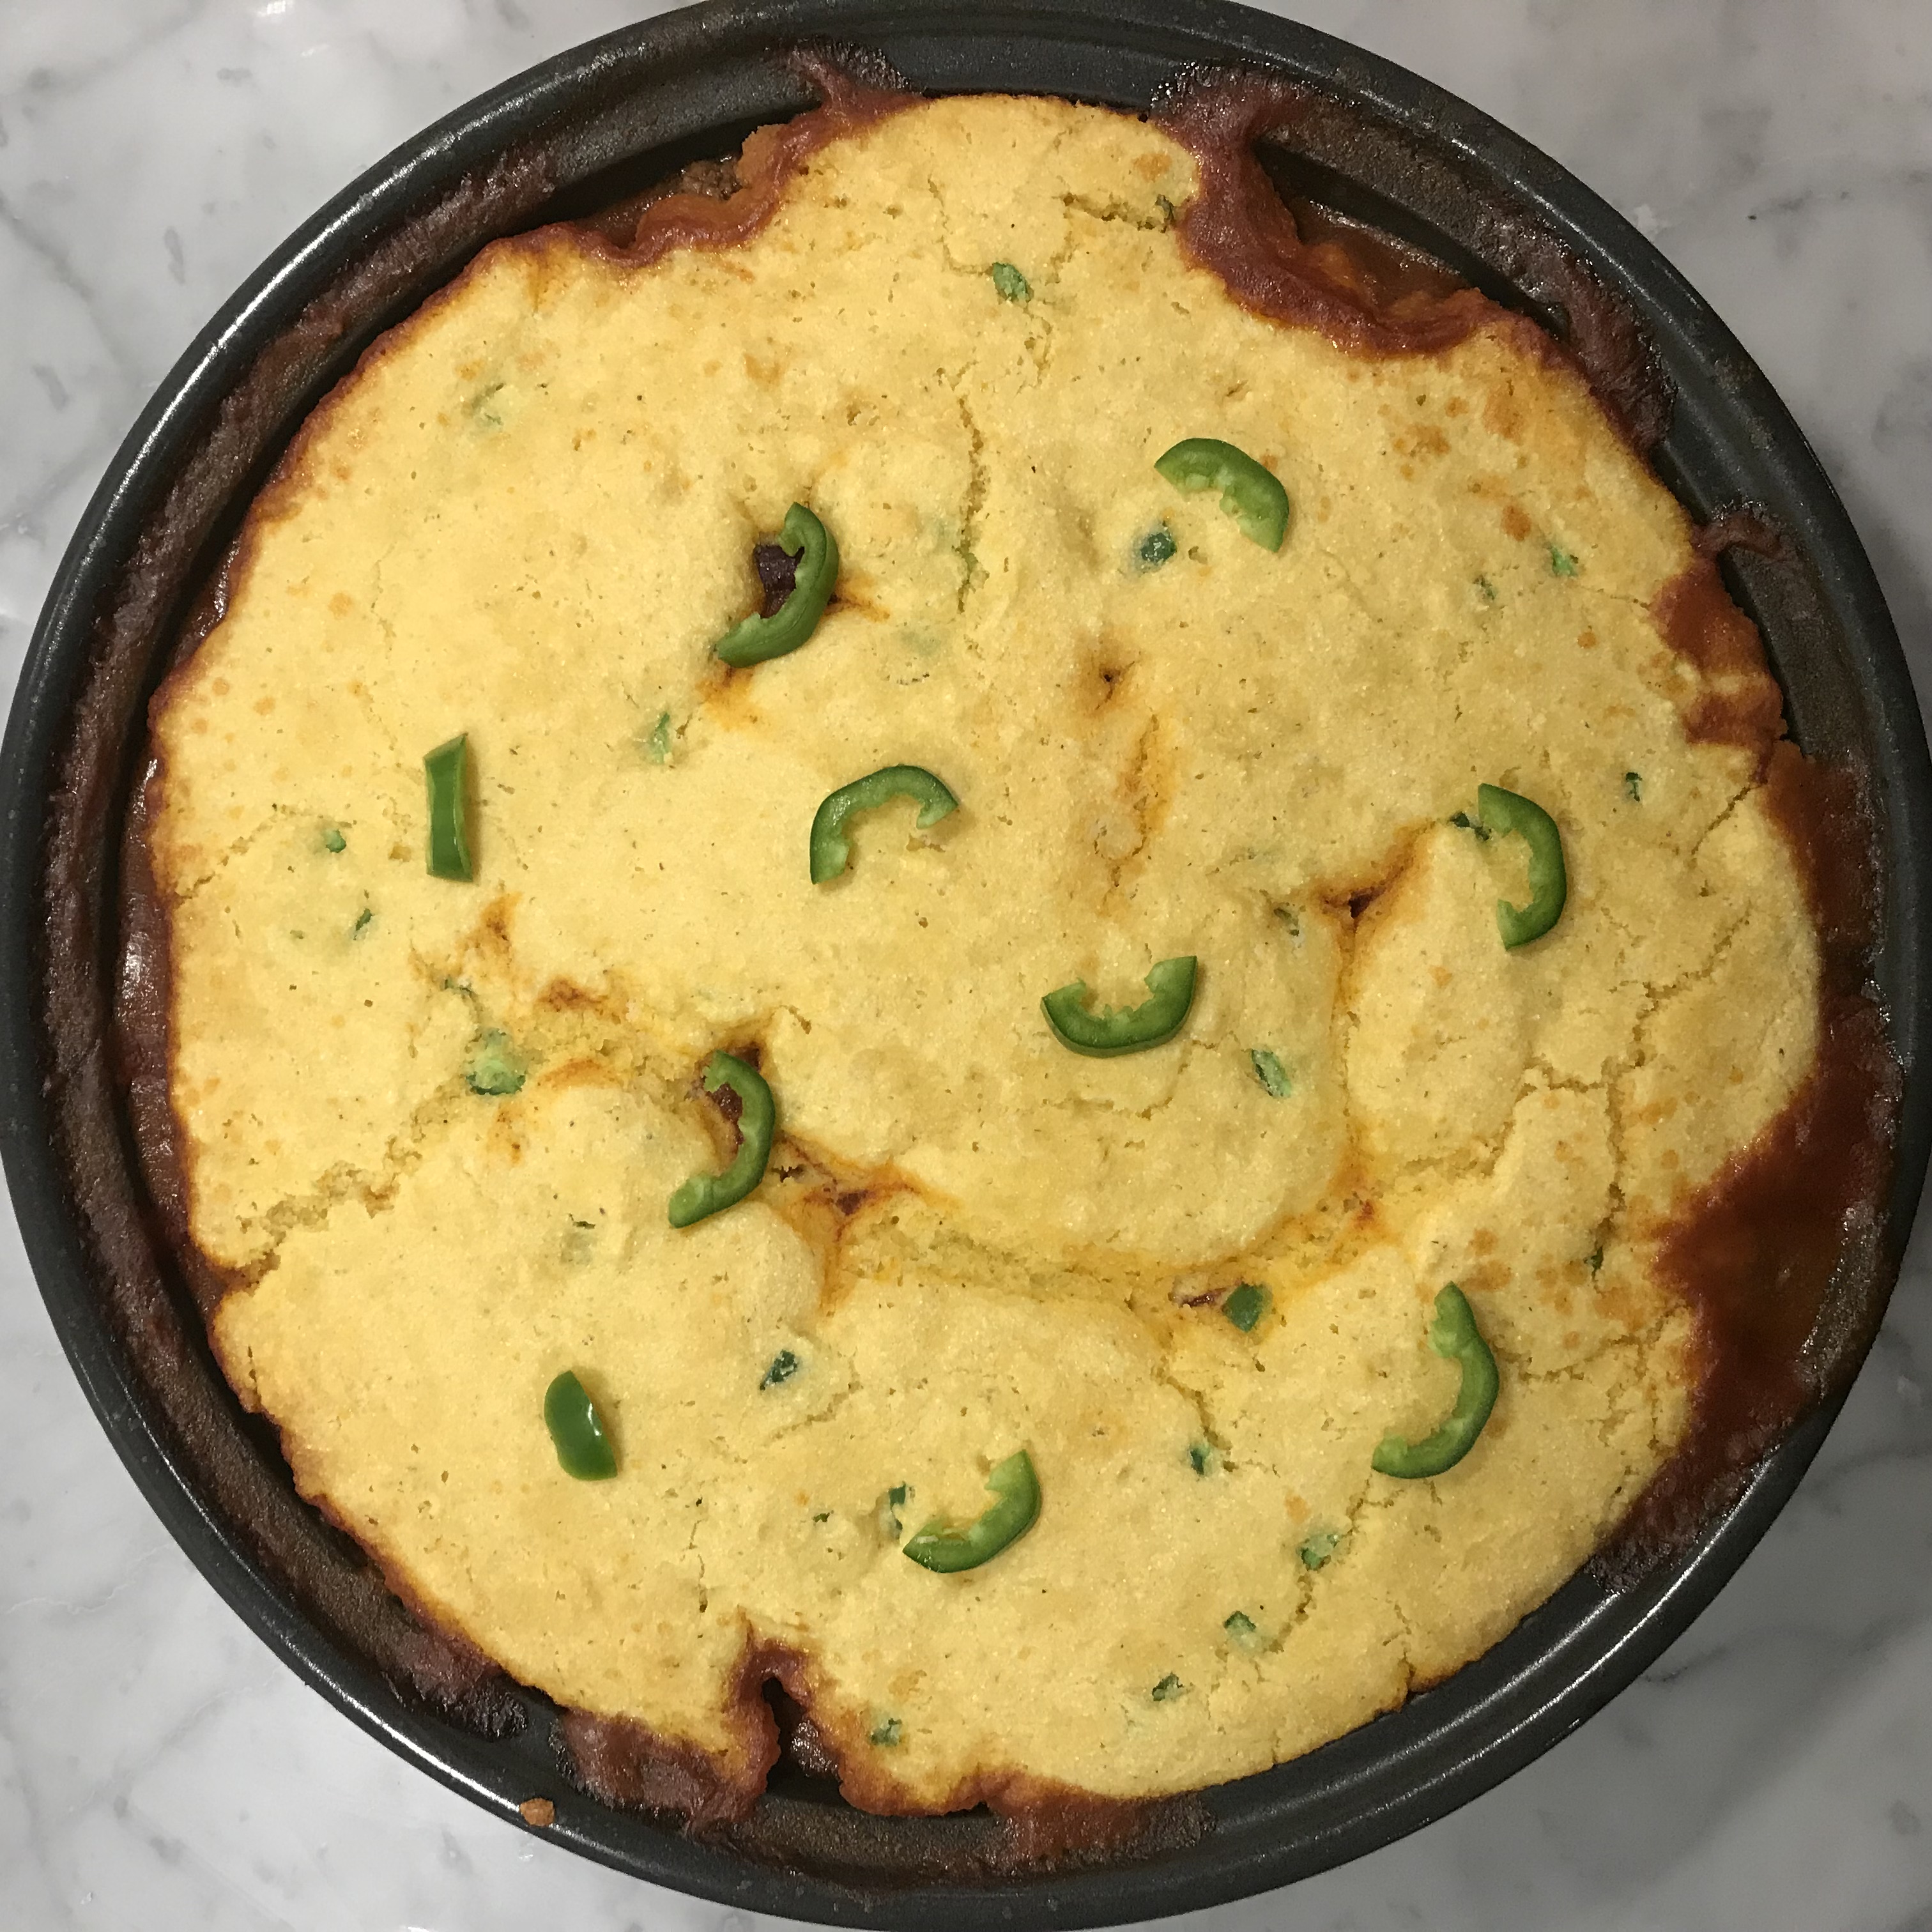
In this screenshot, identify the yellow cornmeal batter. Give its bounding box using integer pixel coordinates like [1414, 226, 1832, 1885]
[148, 93, 1820, 1808]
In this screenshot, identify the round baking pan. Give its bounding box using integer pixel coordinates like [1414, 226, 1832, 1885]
[3, 1, 1928, 1924]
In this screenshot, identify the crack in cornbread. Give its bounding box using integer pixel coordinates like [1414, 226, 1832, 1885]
[144, 88, 1825, 1815]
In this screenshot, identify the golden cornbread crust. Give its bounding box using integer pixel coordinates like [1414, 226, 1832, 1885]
[141, 76, 1839, 1827]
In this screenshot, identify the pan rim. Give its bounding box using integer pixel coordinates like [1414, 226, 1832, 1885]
[3, 1, 1929, 1924]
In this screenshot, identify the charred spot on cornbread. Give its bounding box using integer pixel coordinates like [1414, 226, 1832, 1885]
[125, 70, 1893, 1843]
[753, 540, 801, 617]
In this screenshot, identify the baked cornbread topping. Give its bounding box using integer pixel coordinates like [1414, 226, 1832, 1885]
[123, 59, 1893, 1850]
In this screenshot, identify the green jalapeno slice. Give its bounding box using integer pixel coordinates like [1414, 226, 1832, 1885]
[714, 503, 839, 667]
[1154, 438, 1291, 551]
[1300, 1528, 1342, 1570]
[809, 765, 959, 883]
[544, 1370, 617, 1480]
[1476, 783, 1567, 948]
[1135, 525, 1177, 571]
[465, 1029, 526, 1097]
[1371, 1284, 1499, 1480]
[1041, 956, 1197, 1057]
[901, 1450, 1039, 1573]
[424, 733, 473, 880]
[1250, 1047, 1291, 1097]
[668, 1052, 775, 1227]
[1222, 1282, 1269, 1332]
[990, 262, 1031, 302]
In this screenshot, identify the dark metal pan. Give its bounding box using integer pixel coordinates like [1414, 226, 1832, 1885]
[3, 1, 1928, 1924]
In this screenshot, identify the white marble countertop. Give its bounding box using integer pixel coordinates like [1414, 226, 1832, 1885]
[3, 3, 1930, 1928]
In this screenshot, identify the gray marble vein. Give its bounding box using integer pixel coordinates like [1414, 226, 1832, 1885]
[2, 2, 1929, 1927]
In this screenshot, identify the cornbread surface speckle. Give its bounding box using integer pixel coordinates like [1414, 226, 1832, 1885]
[150, 93, 1818, 1809]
